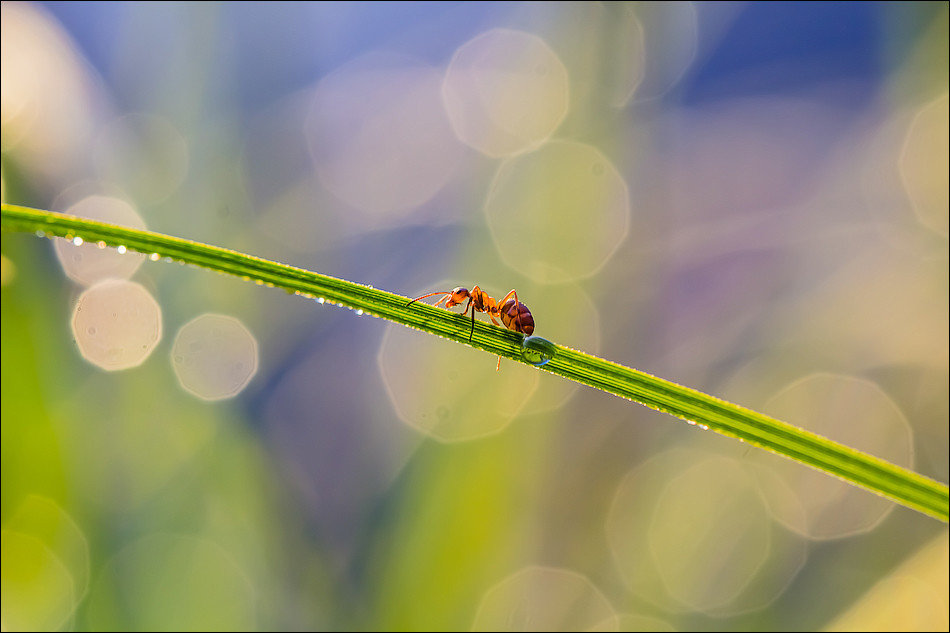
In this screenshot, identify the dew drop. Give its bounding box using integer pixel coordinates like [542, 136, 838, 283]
[97, 241, 107, 249]
[356, 309, 364, 316]
[72, 236, 84, 246]
[116, 245, 127, 254]
[521, 335, 557, 366]
[317, 297, 325, 304]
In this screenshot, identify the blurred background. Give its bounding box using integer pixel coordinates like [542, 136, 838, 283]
[2, 1, 947, 630]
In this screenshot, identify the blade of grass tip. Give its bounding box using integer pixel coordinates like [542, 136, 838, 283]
[2, 203, 947, 522]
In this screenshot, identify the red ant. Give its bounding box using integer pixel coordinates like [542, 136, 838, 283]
[407, 286, 535, 370]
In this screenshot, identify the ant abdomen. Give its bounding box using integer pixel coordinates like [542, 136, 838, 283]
[500, 299, 534, 336]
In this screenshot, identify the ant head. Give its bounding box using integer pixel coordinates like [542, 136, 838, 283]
[445, 287, 470, 307]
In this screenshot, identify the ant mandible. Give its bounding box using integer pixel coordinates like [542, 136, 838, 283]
[407, 286, 535, 370]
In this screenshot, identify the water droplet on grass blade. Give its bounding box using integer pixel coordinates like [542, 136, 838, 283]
[521, 335, 556, 366]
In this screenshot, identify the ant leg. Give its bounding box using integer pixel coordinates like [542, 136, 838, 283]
[496, 355, 502, 371]
[469, 305, 476, 342]
[500, 289, 523, 330]
[406, 291, 451, 307]
[458, 295, 476, 342]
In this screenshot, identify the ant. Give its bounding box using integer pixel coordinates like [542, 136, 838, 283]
[407, 286, 535, 370]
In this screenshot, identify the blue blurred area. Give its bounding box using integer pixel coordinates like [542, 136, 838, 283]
[684, 1, 884, 106]
[40, 1, 892, 111]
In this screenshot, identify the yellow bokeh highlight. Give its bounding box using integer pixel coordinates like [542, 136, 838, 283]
[899, 93, 949, 236]
[485, 140, 630, 283]
[754, 373, 913, 539]
[607, 448, 806, 616]
[442, 28, 569, 157]
[472, 566, 618, 631]
[378, 322, 539, 442]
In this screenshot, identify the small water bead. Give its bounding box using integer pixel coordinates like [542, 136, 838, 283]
[72, 236, 84, 246]
[116, 245, 127, 254]
[97, 241, 107, 249]
[149, 253, 160, 261]
[521, 335, 557, 366]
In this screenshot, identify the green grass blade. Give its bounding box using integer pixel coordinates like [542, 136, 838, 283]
[3, 203, 947, 522]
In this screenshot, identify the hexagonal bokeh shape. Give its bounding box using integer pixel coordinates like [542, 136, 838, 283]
[54, 195, 146, 286]
[751, 373, 914, 539]
[171, 314, 258, 401]
[899, 93, 949, 236]
[485, 140, 629, 283]
[472, 566, 618, 631]
[607, 448, 806, 616]
[71, 279, 162, 371]
[378, 321, 539, 443]
[442, 28, 569, 158]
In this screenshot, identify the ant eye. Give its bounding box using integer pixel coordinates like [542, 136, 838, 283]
[453, 287, 469, 296]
